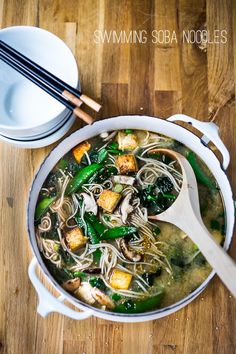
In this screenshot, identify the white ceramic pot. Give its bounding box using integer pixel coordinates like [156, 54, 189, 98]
[27, 115, 235, 323]
[0, 26, 79, 138]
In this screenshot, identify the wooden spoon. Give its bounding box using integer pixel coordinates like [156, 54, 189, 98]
[148, 148, 236, 297]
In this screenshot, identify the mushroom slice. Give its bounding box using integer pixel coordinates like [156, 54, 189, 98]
[81, 192, 98, 215]
[84, 268, 101, 274]
[112, 175, 135, 186]
[120, 193, 133, 224]
[74, 282, 96, 305]
[119, 238, 142, 262]
[62, 278, 81, 293]
[91, 287, 115, 309]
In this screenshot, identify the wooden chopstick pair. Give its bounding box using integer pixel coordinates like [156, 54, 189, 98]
[0, 40, 101, 125]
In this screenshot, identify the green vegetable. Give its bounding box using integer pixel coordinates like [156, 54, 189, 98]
[54, 244, 60, 252]
[114, 292, 164, 313]
[210, 219, 221, 231]
[156, 176, 173, 193]
[58, 158, 69, 170]
[192, 243, 199, 251]
[154, 226, 161, 235]
[35, 196, 56, 220]
[84, 218, 101, 263]
[75, 214, 101, 262]
[194, 253, 206, 266]
[89, 277, 106, 291]
[90, 149, 108, 164]
[85, 213, 107, 236]
[89, 166, 118, 184]
[113, 184, 123, 193]
[45, 260, 73, 284]
[148, 153, 161, 159]
[162, 193, 176, 200]
[58, 247, 75, 266]
[93, 250, 101, 263]
[73, 271, 87, 280]
[85, 219, 100, 244]
[85, 214, 138, 242]
[171, 256, 185, 268]
[65, 163, 103, 195]
[124, 129, 133, 135]
[108, 142, 119, 149]
[112, 293, 122, 301]
[168, 244, 186, 272]
[102, 226, 137, 240]
[107, 149, 123, 155]
[187, 152, 216, 190]
[97, 148, 108, 163]
[64, 268, 75, 279]
[142, 269, 162, 286]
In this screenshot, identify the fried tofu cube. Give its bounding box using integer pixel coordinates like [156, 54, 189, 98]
[116, 154, 138, 174]
[109, 269, 133, 290]
[97, 190, 121, 213]
[65, 227, 88, 252]
[72, 141, 91, 163]
[118, 131, 138, 151]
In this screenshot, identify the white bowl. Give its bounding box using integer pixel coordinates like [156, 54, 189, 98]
[3, 110, 72, 141]
[0, 26, 79, 138]
[0, 112, 75, 148]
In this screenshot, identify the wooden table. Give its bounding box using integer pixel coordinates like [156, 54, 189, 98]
[0, 1, 235, 353]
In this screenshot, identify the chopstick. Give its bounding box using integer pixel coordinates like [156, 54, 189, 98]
[0, 51, 94, 125]
[0, 40, 101, 112]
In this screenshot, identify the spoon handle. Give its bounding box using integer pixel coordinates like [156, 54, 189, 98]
[180, 217, 236, 298]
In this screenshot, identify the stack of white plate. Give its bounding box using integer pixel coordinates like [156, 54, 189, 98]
[0, 26, 79, 148]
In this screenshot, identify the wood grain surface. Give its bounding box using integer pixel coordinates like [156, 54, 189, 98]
[0, 1, 236, 353]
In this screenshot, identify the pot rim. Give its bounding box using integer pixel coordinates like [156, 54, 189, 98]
[27, 115, 235, 319]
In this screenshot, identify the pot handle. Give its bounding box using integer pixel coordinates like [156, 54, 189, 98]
[28, 257, 94, 320]
[167, 114, 230, 170]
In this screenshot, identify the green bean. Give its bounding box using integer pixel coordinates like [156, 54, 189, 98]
[102, 226, 137, 240]
[35, 196, 56, 221]
[85, 213, 107, 236]
[83, 217, 101, 263]
[65, 163, 103, 195]
[187, 152, 216, 190]
[114, 291, 164, 313]
[97, 148, 108, 163]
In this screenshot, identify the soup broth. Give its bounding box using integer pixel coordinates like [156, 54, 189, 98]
[35, 129, 225, 313]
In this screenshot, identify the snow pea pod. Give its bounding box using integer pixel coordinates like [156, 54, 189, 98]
[102, 226, 137, 240]
[85, 219, 100, 244]
[114, 291, 164, 313]
[65, 163, 103, 195]
[35, 196, 56, 221]
[85, 213, 107, 236]
[75, 214, 101, 263]
[85, 220, 101, 263]
[187, 152, 216, 190]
